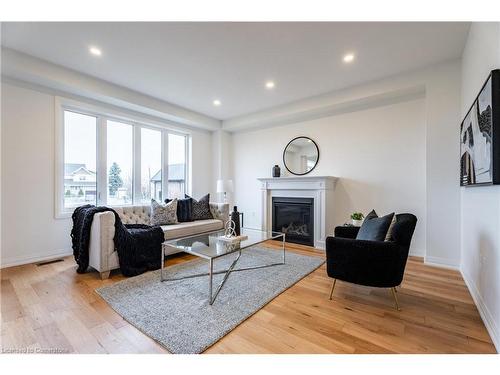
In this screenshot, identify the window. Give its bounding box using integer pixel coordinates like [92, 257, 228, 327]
[141, 128, 162, 203]
[56, 99, 191, 217]
[168, 133, 187, 199]
[63, 111, 97, 209]
[107, 120, 133, 205]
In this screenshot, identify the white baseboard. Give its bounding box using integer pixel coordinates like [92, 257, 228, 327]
[315, 240, 325, 250]
[424, 255, 460, 270]
[0, 250, 72, 269]
[461, 268, 499, 353]
[409, 248, 425, 257]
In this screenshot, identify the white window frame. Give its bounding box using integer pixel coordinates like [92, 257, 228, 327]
[55, 97, 191, 219]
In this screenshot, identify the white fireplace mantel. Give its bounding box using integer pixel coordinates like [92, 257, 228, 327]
[258, 176, 338, 249]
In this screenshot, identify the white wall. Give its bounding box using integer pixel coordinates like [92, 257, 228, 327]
[424, 62, 462, 267]
[0, 42, 3, 265]
[460, 22, 500, 351]
[227, 60, 462, 264]
[0, 82, 213, 267]
[232, 99, 427, 255]
[191, 129, 213, 199]
[1, 83, 71, 266]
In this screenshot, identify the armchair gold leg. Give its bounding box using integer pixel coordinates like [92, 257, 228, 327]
[329, 279, 337, 300]
[390, 287, 401, 311]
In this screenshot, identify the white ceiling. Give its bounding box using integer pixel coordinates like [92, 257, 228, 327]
[1, 22, 470, 120]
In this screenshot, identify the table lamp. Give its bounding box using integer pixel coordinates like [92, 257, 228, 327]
[216, 179, 233, 203]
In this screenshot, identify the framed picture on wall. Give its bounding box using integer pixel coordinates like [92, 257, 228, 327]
[460, 69, 500, 186]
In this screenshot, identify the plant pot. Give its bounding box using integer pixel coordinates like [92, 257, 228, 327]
[352, 219, 363, 226]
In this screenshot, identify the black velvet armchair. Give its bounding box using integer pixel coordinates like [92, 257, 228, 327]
[325, 213, 417, 310]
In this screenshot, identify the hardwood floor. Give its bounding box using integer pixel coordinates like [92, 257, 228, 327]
[1, 241, 496, 354]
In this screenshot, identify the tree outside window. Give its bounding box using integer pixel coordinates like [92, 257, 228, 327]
[108, 162, 123, 195]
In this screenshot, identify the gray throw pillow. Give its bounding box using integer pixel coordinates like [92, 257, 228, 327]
[356, 210, 395, 241]
[150, 198, 178, 226]
[186, 194, 213, 220]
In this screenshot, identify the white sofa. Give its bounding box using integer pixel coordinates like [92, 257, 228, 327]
[88, 202, 229, 279]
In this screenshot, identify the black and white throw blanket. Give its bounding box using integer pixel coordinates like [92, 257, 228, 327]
[70, 205, 164, 277]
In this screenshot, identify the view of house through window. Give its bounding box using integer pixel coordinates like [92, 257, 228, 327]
[141, 127, 162, 203]
[63, 111, 97, 209]
[168, 133, 187, 199]
[60, 107, 189, 213]
[107, 120, 133, 205]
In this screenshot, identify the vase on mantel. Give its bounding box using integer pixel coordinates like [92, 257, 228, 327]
[272, 165, 281, 178]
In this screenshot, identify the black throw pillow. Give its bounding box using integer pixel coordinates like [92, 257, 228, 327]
[356, 210, 395, 241]
[186, 194, 213, 220]
[165, 197, 193, 222]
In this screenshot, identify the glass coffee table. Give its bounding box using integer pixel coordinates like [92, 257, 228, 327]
[161, 228, 285, 305]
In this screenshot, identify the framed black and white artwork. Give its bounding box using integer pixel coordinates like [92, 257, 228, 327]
[460, 69, 500, 186]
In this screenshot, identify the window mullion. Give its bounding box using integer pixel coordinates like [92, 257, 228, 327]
[162, 132, 169, 202]
[186, 135, 192, 196]
[97, 117, 107, 205]
[133, 125, 142, 204]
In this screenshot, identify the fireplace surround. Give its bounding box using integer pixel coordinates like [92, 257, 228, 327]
[258, 176, 337, 249]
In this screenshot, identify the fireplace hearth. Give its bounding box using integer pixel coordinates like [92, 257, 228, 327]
[272, 197, 314, 246]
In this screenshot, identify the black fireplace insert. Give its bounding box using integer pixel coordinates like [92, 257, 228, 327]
[272, 197, 314, 246]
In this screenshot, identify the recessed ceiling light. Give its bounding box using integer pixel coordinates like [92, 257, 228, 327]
[343, 53, 355, 63]
[213, 99, 221, 106]
[89, 46, 102, 56]
[265, 81, 275, 89]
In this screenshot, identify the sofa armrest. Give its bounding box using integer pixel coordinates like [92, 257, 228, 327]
[88, 211, 116, 273]
[210, 202, 229, 223]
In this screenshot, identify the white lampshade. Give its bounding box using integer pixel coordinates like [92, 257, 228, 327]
[216, 179, 234, 193]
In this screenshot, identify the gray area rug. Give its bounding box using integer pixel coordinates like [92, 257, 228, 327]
[96, 246, 324, 354]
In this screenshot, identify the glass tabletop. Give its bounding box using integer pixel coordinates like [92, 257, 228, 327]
[163, 227, 284, 260]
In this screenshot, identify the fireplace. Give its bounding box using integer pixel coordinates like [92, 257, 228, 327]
[272, 197, 314, 246]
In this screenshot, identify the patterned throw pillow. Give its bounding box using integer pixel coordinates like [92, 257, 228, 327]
[150, 199, 178, 226]
[186, 194, 213, 220]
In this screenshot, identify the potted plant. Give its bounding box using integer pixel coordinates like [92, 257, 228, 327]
[351, 212, 364, 226]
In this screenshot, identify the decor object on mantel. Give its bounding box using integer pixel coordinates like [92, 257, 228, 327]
[460, 69, 500, 186]
[350, 212, 364, 226]
[283, 136, 319, 175]
[217, 179, 234, 203]
[272, 164, 281, 177]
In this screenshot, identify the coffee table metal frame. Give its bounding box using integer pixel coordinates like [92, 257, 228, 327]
[160, 229, 286, 305]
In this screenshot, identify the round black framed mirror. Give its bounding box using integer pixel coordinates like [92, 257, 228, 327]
[283, 136, 319, 176]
